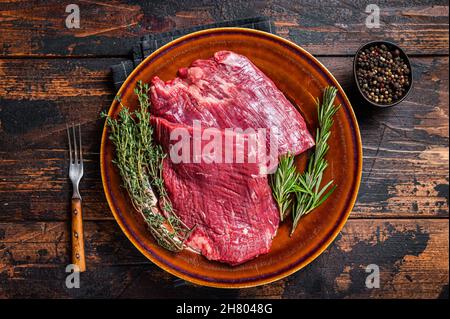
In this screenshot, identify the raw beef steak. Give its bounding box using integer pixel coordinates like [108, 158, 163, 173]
[149, 51, 314, 265]
[150, 50, 315, 167]
[152, 117, 279, 265]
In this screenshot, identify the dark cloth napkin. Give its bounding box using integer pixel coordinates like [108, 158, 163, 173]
[111, 17, 275, 91]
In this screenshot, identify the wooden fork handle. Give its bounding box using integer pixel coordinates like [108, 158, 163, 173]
[71, 198, 86, 272]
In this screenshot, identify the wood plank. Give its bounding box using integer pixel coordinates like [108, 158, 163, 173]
[0, 219, 447, 298]
[0, 0, 448, 57]
[0, 56, 447, 220]
[322, 57, 449, 218]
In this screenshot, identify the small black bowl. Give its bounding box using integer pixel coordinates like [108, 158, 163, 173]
[353, 40, 413, 108]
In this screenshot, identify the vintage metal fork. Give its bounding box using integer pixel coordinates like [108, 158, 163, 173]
[67, 123, 86, 272]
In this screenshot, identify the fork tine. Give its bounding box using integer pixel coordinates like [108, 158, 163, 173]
[78, 124, 83, 164]
[66, 124, 73, 164]
[72, 124, 78, 164]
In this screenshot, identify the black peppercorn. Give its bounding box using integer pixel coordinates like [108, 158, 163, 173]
[356, 43, 411, 105]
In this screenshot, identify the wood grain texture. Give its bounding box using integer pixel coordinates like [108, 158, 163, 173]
[71, 198, 86, 272]
[0, 57, 447, 220]
[0, 0, 448, 57]
[0, 219, 447, 298]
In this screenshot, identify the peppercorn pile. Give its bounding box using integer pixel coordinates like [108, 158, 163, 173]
[355, 44, 411, 105]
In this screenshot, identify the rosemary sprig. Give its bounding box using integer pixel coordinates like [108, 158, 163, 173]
[291, 87, 340, 233]
[270, 86, 340, 235]
[269, 153, 298, 221]
[102, 81, 195, 252]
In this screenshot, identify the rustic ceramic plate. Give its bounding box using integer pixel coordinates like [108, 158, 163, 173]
[100, 28, 362, 288]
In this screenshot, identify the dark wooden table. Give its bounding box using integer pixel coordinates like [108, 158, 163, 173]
[0, 1, 448, 299]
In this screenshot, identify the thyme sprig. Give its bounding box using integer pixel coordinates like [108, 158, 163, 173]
[102, 81, 195, 251]
[271, 86, 340, 235]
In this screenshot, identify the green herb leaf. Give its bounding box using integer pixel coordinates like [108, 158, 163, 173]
[269, 154, 298, 221]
